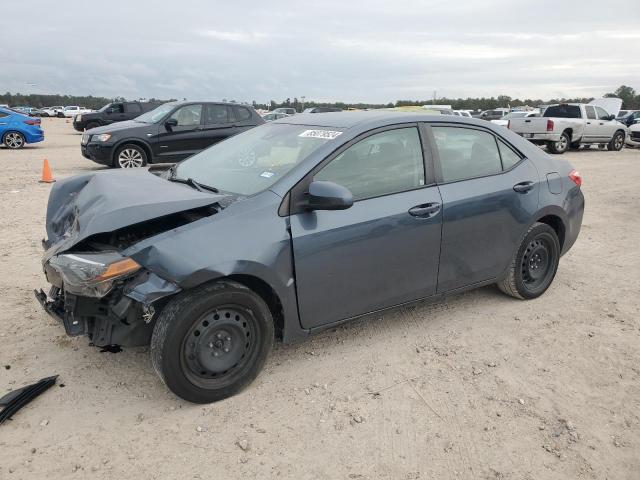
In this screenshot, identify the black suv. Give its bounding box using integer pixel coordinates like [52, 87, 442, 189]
[80, 101, 265, 168]
[73, 102, 160, 132]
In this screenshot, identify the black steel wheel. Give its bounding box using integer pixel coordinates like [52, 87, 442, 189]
[498, 222, 560, 299]
[151, 280, 274, 403]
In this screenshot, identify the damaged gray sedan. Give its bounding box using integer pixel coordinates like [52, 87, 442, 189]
[36, 112, 584, 403]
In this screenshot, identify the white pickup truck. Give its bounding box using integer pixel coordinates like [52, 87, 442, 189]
[508, 98, 627, 154]
[59, 106, 93, 118]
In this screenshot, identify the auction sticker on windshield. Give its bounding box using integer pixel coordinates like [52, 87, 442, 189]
[298, 130, 342, 140]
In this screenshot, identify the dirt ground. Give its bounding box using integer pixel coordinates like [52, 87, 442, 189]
[0, 118, 638, 479]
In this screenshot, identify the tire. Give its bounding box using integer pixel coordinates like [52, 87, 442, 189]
[570, 141, 581, 150]
[3, 132, 26, 149]
[85, 122, 101, 130]
[497, 222, 560, 300]
[114, 143, 147, 168]
[150, 280, 274, 403]
[607, 131, 625, 151]
[547, 132, 570, 154]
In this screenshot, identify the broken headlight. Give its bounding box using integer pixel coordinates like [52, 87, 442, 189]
[48, 252, 141, 298]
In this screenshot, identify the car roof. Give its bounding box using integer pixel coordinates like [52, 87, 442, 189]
[272, 110, 493, 130]
[164, 100, 254, 108]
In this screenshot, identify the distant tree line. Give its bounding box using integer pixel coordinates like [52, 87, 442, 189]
[3, 85, 637, 112]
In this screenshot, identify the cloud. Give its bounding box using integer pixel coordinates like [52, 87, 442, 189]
[1, 0, 638, 103]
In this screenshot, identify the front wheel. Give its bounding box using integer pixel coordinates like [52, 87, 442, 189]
[547, 132, 570, 154]
[150, 281, 274, 403]
[3, 132, 25, 149]
[607, 131, 625, 151]
[498, 222, 560, 300]
[114, 144, 147, 168]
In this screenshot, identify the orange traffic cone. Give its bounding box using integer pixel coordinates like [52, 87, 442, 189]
[39, 159, 55, 183]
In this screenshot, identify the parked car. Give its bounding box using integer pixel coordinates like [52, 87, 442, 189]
[272, 108, 297, 115]
[80, 101, 265, 168]
[616, 110, 640, 127]
[491, 111, 538, 127]
[39, 106, 64, 117]
[262, 112, 290, 122]
[59, 106, 92, 118]
[508, 98, 626, 154]
[73, 102, 161, 132]
[626, 119, 640, 147]
[0, 107, 44, 149]
[474, 109, 509, 121]
[36, 111, 584, 403]
[302, 107, 343, 113]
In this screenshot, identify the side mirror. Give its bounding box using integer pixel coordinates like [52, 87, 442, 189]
[165, 118, 178, 129]
[607, 114, 616, 121]
[306, 181, 353, 211]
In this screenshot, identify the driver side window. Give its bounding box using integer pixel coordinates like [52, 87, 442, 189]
[169, 104, 203, 126]
[315, 127, 425, 201]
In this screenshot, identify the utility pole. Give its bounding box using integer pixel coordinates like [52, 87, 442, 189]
[301, 96, 306, 112]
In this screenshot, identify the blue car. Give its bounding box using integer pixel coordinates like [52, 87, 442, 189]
[0, 107, 44, 149]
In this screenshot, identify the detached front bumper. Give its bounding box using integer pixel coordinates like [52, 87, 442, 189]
[35, 271, 181, 347]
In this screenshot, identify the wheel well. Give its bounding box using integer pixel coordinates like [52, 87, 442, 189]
[113, 140, 152, 165]
[537, 215, 565, 249]
[615, 129, 626, 138]
[226, 274, 284, 340]
[562, 128, 573, 140]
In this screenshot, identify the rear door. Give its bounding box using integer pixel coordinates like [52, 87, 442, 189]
[154, 103, 204, 161]
[428, 124, 540, 292]
[200, 104, 236, 148]
[124, 102, 142, 121]
[289, 125, 443, 329]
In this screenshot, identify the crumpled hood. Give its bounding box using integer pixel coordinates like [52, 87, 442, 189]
[43, 169, 225, 260]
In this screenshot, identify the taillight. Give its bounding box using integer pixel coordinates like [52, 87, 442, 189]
[546, 119, 554, 132]
[569, 169, 582, 187]
[24, 119, 40, 126]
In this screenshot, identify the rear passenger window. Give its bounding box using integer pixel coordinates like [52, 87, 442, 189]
[315, 127, 425, 201]
[432, 127, 502, 182]
[234, 107, 252, 121]
[497, 140, 521, 169]
[204, 104, 228, 124]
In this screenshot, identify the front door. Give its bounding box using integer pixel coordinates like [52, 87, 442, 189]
[290, 126, 443, 329]
[154, 104, 205, 162]
[429, 124, 540, 292]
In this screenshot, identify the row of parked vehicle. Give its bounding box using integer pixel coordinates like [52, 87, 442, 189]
[2, 105, 95, 118]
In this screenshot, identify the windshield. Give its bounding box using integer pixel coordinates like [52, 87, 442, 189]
[135, 103, 175, 123]
[174, 123, 343, 196]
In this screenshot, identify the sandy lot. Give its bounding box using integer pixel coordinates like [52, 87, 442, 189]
[0, 118, 639, 479]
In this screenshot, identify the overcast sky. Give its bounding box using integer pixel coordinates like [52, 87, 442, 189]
[2, 0, 639, 103]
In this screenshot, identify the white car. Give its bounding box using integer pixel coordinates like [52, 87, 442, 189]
[491, 111, 538, 127]
[508, 98, 626, 154]
[61, 106, 93, 118]
[454, 110, 473, 118]
[40, 106, 64, 117]
[627, 119, 640, 147]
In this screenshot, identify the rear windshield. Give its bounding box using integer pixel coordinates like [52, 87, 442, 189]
[543, 105, 581, 118]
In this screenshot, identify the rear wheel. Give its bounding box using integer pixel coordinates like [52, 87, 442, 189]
[607, 131, 625, 151]
[114, 144, 147, 168]
[3, 132, 25, 149]
[150, 280, 274, 403]
[498, 222, 560, 300]
[547, 132, 570, 154]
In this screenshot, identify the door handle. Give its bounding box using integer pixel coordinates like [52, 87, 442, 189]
[513, 181, 535, 193]
[586, 122, 591, 124]
[408, 203, 440, 218]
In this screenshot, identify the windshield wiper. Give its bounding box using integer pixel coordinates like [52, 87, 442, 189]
[168, 175, 219, 193]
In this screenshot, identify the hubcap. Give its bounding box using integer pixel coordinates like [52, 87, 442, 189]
[615, 134, 623, 149]
[521, 237, 553, 289]
[182, 307, 253, 382]
[118, 148, 144, 168]
[556, 136, 567, 151]
[5, 133, 24, 148]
